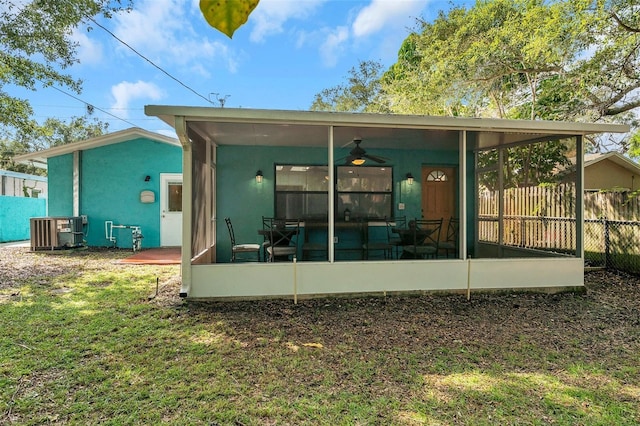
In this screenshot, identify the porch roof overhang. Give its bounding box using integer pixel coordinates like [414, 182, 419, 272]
[144, 106, 629, 150]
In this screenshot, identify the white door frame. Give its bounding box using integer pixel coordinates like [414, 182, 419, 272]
[160, 173, 183, 247]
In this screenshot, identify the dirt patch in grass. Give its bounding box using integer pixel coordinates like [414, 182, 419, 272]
[2, 247, 638, 353]
[0, 247, 131, 290]
[184, 267, 639, 364]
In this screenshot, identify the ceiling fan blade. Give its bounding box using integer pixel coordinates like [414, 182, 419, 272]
[364, 153, 387, 164]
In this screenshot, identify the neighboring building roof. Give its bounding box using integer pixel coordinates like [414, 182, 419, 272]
[13, 127, 179, 170]
[0, 169, 47, 182]
[583, 152, 640, 175]
[563, 152, 640, 174]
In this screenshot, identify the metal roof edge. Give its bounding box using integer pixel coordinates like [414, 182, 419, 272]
[144, 105, 630, 135]
[0, 169, 47, 181]
[13, 127, 179, 163]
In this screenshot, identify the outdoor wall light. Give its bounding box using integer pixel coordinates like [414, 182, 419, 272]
[144, 175, 151, 182]
[406, 172, 414, 185]
[255, 170, 263, 183]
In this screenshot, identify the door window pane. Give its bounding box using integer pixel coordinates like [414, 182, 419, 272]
[168, 183, 182, 212]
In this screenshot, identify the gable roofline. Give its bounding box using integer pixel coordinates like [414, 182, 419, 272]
[584, 152, 640, 175]
[12, 127, 179, 169]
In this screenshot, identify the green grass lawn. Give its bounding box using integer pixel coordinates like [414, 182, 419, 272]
[1, 248, 639, 425]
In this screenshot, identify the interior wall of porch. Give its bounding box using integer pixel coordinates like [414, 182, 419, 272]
[215, 145, 464, 263]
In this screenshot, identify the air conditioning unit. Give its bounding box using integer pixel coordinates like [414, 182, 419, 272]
[30, 217, 84, 250]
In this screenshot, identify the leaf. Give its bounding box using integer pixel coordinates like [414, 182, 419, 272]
[199, 0, 259, 38]
[302, 342, 323, 349]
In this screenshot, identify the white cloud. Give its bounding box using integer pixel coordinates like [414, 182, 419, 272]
[71, 29, 103, 65]
[110, 81, 164, 118]
[111, 0, 238, 74]
[250, 0, 325, 42]
[319, 26, 349, 68]
[352, 0, 427, 39]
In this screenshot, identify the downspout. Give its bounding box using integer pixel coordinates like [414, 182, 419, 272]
[175, 116, 192, 298]
[73, 151, 81, 217]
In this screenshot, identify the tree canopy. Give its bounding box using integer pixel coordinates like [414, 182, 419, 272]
[310, 61, 391, 113]
[313, 0, 638, 156]
[0, 0, 128, 173]
[1, 115, 109, 175]
[0, 0, 130, 138]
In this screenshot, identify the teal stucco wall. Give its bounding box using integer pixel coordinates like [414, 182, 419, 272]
[215, 145, 470, 262]
[47, 138, 181, 248]
[0, 196, 47, 242]
[48, 154, 74, 217]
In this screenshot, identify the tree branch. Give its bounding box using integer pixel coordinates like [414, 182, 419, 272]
[605, 99, 640, 116]
[611, 12, 640, 33]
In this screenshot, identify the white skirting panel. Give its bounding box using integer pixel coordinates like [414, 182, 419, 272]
[468, 257, 584, 289]
[187, 257, 584, 299]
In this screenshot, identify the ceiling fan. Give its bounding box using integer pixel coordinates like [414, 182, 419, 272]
[341, 138, 388, 165]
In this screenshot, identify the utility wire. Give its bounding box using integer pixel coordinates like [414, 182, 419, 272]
[87, 16, 215, 106]
[50, 86, 139, 128]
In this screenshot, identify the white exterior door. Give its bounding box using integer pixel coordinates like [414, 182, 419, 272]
[160, 173, 183, 247]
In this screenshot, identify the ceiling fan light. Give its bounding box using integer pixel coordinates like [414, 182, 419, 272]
[351, 158, 365, 166]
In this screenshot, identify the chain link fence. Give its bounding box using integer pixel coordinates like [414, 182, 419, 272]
[479, 216, 640, 275]
[584, 218, 640, 274]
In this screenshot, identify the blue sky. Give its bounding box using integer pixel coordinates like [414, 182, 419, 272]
[13, 0, 465, 137]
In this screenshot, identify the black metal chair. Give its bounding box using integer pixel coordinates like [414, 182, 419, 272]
[261, 216, 273, 262]
[402, 218, 443, 259]
[363, 220, 392, 260]
[265, 218, 300, 262]
[386, 216, 407, 259]
[439, 217, 460, 258]
[224, 217, 260, 262]
[301, 217, 328, 261]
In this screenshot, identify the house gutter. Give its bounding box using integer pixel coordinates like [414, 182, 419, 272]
[174, 116, 192, 298]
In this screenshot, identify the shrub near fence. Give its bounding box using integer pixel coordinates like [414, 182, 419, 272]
[479, 184, 640, 275]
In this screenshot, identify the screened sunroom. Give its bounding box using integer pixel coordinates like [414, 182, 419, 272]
[144, 106, 628, 300]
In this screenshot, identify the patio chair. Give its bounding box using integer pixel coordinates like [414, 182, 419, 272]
[439, 217, 460, 258]
[386, 216, 407, 259]
[301, 217, 328, 261]
[402, 218, 443, 259]
[261, 216, 273, 262]
[225, 217, 260, 262]
[266, 218, 301, 262]
[363, 220, 392, 259]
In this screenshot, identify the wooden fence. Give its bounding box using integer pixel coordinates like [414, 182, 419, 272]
[478, 184, 640, 273]
[478, 184, 577, 249]
[478, 184, 640, 220]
